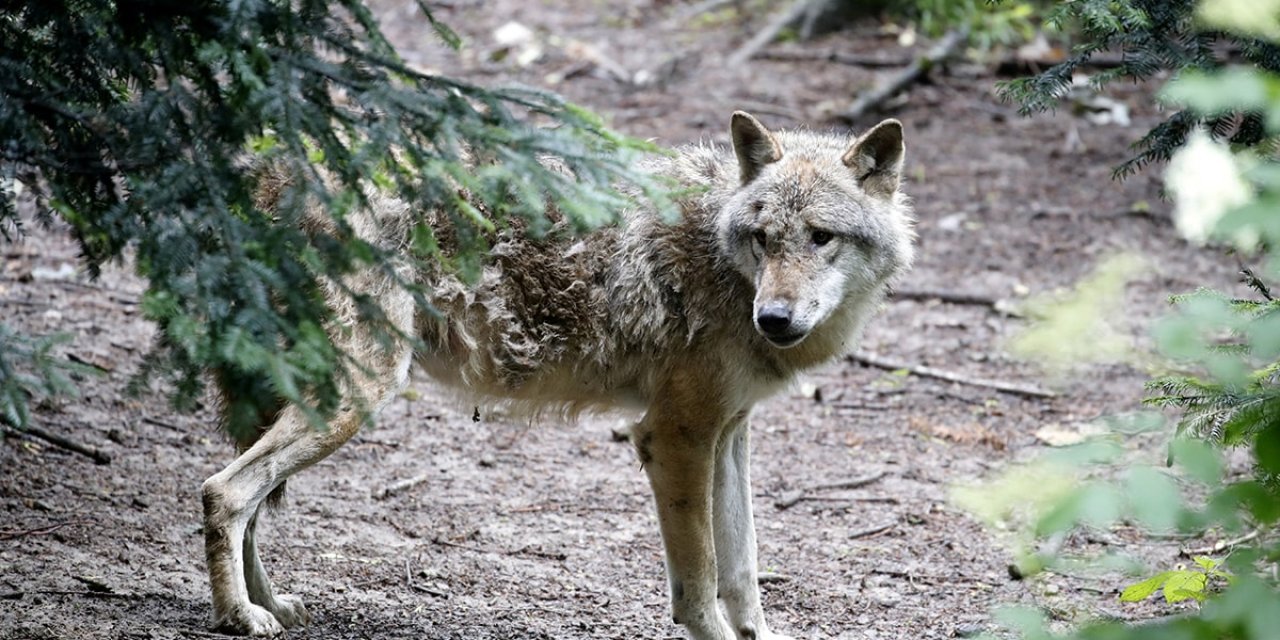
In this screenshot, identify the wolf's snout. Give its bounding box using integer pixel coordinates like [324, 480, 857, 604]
[756, 303, 808, 347]
[756, 304, 792, 335]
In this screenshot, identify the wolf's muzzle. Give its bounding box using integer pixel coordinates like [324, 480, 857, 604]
[756, 304, 806, 347]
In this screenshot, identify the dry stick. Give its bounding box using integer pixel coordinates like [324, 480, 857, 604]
[67, 352, 114, 373]
[141, 416, 183, 432]
[849, 352, 1057, 399]
[372, 473, 430, 500]
[890, 288, 1001, 308]
[170, 628, 245, 639]
[726, 0, 819, 66]
[831, 402, 893, 411]
[1180, 530, 1261, 558]
[430, 537, 565, 561]
[993, 53, 1130, 75]
[404, 557, 448, 598]
[662, 0, 735, 29]
[757, 571, 791, 584]
[848, 521, 896, 540]
[755, 49, 910, 68]
[774, 470, 887, 510]
[4, 423, 112, 464]
[839, 28, 969, 122]
[0, 519, 92, 542]
[71, 574, 114, 593]
[0, 590, 134, 599]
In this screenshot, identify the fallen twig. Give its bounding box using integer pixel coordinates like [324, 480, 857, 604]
[4, 423, 112, 464]
[430, 537, 566, 561]
[891, 288, 1001, 308]
[849, 521, 896, 540]
[727, 0, 816, 66]
[170, 628, 244, 639]
[372, 473, 430, 500]
[0, 589, 134, 599]
[1180, 530, 1261, 557]
[354, 436, 400, 449]
[0, 519, 91, 542]
[663, 0, 735, 29]
[826, 496, 901, 508]
[839, 28, 968, 122]
[868, 567, 955, 585]
[831, 402, 893, 411]
[404, 558, 448, 598]
[67, 352, 114, 373]
[755, 49, 909, 68]
[774, 470, 887, 510]
[850, 352, 1057, 399]
[994, 53, 1130, 77]
[141, 416, 182, 432]
[72, 574, 114, 593]
[757, 571, 791, 584]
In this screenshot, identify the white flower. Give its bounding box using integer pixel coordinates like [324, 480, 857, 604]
[1165, 129, 1254, 247]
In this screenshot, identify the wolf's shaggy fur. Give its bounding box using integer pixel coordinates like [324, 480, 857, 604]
[201, 112, 913, 640]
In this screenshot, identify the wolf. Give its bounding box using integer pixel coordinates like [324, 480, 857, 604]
[200, 111, 914, 640]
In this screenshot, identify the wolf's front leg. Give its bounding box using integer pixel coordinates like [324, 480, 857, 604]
[637, 389, 736, 640]
[714, 416, 793, 640]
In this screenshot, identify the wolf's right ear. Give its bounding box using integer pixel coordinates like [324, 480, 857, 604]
[731, 111, 782, 185]
[843, 119, 905, 199]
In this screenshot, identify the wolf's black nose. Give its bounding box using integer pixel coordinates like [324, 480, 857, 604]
[756, 305, 792, 335]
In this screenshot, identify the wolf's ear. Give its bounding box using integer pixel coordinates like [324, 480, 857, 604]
[731, 111, 783, 185]
[842, 119, 905, 199]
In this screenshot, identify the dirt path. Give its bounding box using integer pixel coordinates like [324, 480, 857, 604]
[0, 3, 1243, 639]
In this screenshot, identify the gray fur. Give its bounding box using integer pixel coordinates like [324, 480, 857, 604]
[202, 112, 914, 639]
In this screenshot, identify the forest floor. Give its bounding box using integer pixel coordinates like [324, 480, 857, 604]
[0, 1, 1253, 639]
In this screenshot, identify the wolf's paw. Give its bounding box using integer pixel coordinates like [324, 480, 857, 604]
[735, 627, 795, 640]
[267, 594, 311, 628]
[215, 603, 285, 637]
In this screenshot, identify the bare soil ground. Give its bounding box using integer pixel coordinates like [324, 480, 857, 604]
[0, 2, 1251, 639]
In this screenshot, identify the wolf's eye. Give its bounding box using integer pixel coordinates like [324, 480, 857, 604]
[751, 200, 765, 213]
[752, 229, 767, 247]
[811, 230, 834, 246]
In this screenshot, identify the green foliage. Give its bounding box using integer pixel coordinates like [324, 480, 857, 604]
[969, 4, 1280, 637]
[1120, 556, 1232, 604]
[909, 0, 1042, 50]
[1009, 254, 1146, 374]
[0, 328, 87, 429]
[0, 2, 662, 436]
[999, 0, 1280, 177]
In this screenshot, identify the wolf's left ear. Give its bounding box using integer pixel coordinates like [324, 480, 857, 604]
[842, 119, 905, 199]
[731, 111, 783, 185]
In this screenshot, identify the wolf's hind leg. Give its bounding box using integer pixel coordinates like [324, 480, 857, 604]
[204, 326, 414, 635]
[203, 403, 366, 635]
[713, 416, 793, 640]
[243, 507, 310, 628]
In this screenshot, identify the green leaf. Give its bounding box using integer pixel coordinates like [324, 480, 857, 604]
[1120, 571, 1177, 602]
[1192, 556, 1219, 571]
[1125, 467, 1184, 532]
[1169, 438, 1224, 485]
[1035, 482, 1124, 535]
[1161, 68, 1274, 116]
[1162, 571, 1208, 603]
[992, 606, 1051, 640]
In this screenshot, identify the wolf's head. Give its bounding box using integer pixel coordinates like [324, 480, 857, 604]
[716, 111, 914, 349]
